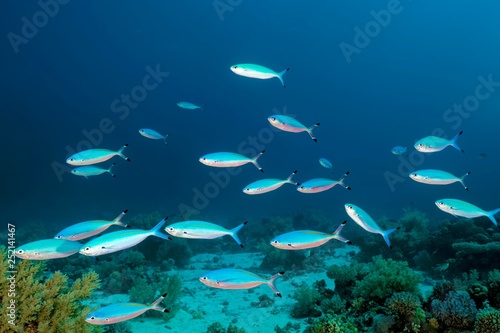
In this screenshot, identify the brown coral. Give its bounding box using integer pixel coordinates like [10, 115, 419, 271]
[0, 247, 101, 333]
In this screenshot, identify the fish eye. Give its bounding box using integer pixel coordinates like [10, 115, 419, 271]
[101, 246, 106, 249]
[411, 174, 416, 177]
[300, 186, 304, 189]
[85, 247, 90, 251]
[202, 276, 207, 280]
[90, 316, 95, 320]
[105, 318, 109, 322]
[56, 235, 61, 239]
[234, 66, 238, 68]
[168, 227, 174, 231]
[17, 250, 24, 254]
[34, 252, 39, 256]
[273, 240, 278, 244]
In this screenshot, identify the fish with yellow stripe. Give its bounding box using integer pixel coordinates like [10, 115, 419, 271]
[86, 293, 169, 325]
[79, 217, 170, 256]
[435, 199, 500, 227]
[199, 268, 284, 297]
[15, 239, 82, 260]
[270, 220, 352, 250]
[165, 220, 247, 248]
[55, 209, 129, 241]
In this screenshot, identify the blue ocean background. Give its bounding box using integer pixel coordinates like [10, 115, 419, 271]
[2, 0, 500, 239]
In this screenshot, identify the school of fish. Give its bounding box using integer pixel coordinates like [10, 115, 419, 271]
[15, 64, 500, 326]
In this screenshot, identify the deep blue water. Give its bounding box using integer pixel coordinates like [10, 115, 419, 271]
[2, 1, 500, 233]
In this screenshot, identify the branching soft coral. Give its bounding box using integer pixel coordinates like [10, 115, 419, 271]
[129, 272, 182, 321]
[0, 247, 101, 333]
[352, 256, 422, 303]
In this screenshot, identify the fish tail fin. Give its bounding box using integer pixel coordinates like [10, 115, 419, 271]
[306, 123, 320, 142]
[382, 227, 400, 249]
[230, 221, 248, 248]
[286, 170, 299, 185]
[459, 171, 471, 191]
[118, 144, 131, 161]
[163, 134, 170, 145]
[338, 171, 352, 190]
[451, 130, 464, 153]
[151, 217, 171, 241]
[332, 220, 352, 244]
[277, 68, 290, 88]
[113, 209, 129, 227]
[150, 292, 170, 313]
[107, 163, 116, 177]
[267, 271, 285, 297]
[487, 208, 500, 227]
[252, 150, 265, 172]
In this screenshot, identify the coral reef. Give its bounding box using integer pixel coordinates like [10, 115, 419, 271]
[320, 294, 346, 316]
[474, 307, 500, 333]
[302, 314, 359, 333]
[250, 294, 274, 308]
[385, 292, 425, 332]
[326, 262, 370, 300]
[128, 273, 182, 320]
[352, 257, 422, 303]
[431, 291, 477, 330]
[0, 247, 100, 333]
[385, 292, 422, 318]
[291, 283, 322, 318]
[453, 241, 500, 254]
[274, 322, 301, 333]
[206, 322, 246, 333]
[486, 269, 500, 307]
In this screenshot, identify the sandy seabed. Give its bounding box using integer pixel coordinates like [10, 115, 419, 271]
[92, 247, 360, 333]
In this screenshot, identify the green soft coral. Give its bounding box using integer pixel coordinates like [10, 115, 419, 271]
[474, 307, 500, 333]
[353, 256, 422, 303]
[129, 272, 182, 321]
[303, 314, 359, 333]
[0, 247, 100, 333]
